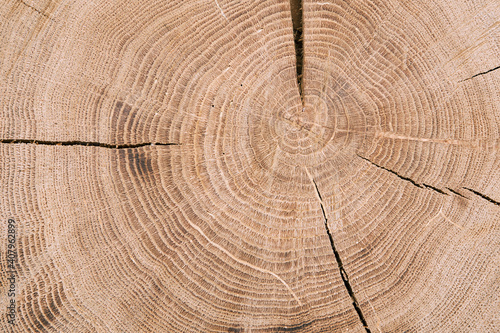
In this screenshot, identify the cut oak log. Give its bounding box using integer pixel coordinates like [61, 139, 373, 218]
[1, 0, 500, 332]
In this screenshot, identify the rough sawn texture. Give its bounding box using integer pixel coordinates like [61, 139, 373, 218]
[1, 0, 500, 332]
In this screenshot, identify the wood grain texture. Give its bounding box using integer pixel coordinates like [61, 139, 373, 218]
[1, 0, 499, 332]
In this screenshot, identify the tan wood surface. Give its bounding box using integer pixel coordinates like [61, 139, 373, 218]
[1, 0, 499, 331]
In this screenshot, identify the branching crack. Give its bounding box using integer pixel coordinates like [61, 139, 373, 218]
[460, 65, 500, 82]
[311, 178, 371, 333]
[290, 0, 304, 105]
[0, 139, 180, 149]
[357, 154, 447, 196]
[463, 187, 500, 206]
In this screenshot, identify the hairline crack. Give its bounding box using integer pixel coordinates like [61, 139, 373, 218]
[460, 65, 500, 82]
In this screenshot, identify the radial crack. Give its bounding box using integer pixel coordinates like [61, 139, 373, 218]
[422, 183, 448, 195]
[461, 65, 500, 82]
[463, 187, 500, 206]
[446, 187, 468, 199]
[290, 0, 304, 105]
[357, 154, 447, 196]
[308, 175, 371, 333]
[0, 139, 180, 149]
